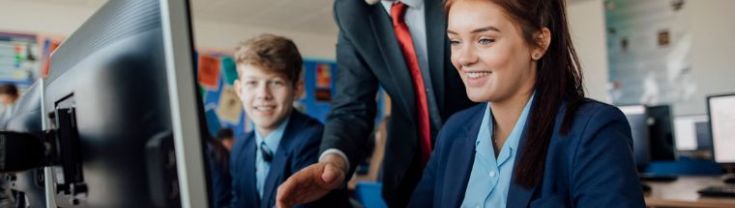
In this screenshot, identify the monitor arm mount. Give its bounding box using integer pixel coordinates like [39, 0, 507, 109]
[0, 106, 87, 206]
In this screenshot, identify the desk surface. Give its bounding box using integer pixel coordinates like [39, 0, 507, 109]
[645, 176, 735, 208]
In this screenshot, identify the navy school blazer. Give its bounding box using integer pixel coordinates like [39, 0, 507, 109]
[229, 110, 350, 208]
[409, 100, 646, 207]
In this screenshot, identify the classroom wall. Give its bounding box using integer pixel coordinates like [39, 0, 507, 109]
[681, 0, 735, 116]
[567, 0, 735, 115]
[0, 0, 337, 60]
[567, 0, 610, 103]
[191, 19, 335, 60]
[0, 1, 96, 37]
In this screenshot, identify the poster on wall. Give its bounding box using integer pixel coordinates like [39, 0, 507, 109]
[217, 86, 243, 124]
[221, 56, 238, 85]
[605, 0, 695, 107]
[315, 63, 332, 102]
[40, 36, 63, 78]
[198, 55, 221, 89]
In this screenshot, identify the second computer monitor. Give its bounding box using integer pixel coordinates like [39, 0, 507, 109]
[647, 105, 677, 161]
[707, 94, 735, 164]
[618, 105, 651, 170]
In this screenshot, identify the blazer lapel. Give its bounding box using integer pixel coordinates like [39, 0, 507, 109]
[425, 0, 447, 114]
[368, 4, 417, 122]
[260, 146, 290, 208]
[507, 128, 537, 208]
[507, 183, 537, 208]
[239, 133, 260, 207]
[260, 112, 303, 208]
[507, 98, 551, 208]
[445, 104, 485, 207]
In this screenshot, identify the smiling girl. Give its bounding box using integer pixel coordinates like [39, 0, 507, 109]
[408, 0, 645, 207]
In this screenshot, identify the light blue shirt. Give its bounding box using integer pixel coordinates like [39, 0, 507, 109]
[254, 115, 291, 199]
[460, 95, 534, 208]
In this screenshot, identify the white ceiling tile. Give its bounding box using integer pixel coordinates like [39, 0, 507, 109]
[12, 0, 338, 36]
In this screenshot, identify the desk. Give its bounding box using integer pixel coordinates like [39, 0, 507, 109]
[645, 176, 735, 207]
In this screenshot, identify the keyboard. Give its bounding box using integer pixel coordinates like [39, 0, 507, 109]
[698, 186, 735, 197]
[639, 174, 678, 182]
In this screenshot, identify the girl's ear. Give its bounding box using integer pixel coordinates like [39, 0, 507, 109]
[531, 27, 551, 61]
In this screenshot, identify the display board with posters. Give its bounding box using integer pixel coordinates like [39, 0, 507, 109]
[0, 32, 39, 88]
[605, 0, 695, 107]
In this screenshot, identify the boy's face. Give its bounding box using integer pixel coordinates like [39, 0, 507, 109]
[235, 64, 301, 135]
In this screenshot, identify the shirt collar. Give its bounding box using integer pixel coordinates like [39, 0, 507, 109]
[381, 0, 424, 10]
[254, 114, 291, 153]
[476, 93, 536, 162]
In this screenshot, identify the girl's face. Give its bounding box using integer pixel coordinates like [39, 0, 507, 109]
[447, 0, 547, 103]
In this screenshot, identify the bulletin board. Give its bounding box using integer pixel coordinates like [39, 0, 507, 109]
[0, 31, 61, 113]
[0, 31, 62, 86]
[605, 0, 695, 106]
[0, 32, 40, 88]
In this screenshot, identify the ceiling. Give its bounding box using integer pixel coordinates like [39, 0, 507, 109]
[19, 0, 104, 7]
[18, 0, 339, 36]
[190, 0, 337, 36]
[15, 0, 594, 37]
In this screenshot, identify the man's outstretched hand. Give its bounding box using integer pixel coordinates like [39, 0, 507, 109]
[276, 154, 347, 208]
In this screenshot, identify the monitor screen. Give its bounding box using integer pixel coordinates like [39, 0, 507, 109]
[646, 105, 676, 161]
[708, 94, 735, 164]
[695, 121, 713, 150]
[673, 115, 708, 151]
[618, 105, 650, 170]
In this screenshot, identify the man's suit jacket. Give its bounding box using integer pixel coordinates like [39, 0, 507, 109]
[229, 111, 350, 208]
[324, 0, 475, 206]
[408, 100, 646, 207]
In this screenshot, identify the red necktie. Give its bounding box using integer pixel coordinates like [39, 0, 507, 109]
[391, 2, 431, 166]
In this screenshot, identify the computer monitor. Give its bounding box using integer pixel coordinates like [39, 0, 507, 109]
[38, 0, 208, 207]
[695, 121, 713, 151]
[646, 105, 677, 161]
[707, 94, 735, 164]
[673, 115, 709, 151]
[618, 105, 651, 171]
